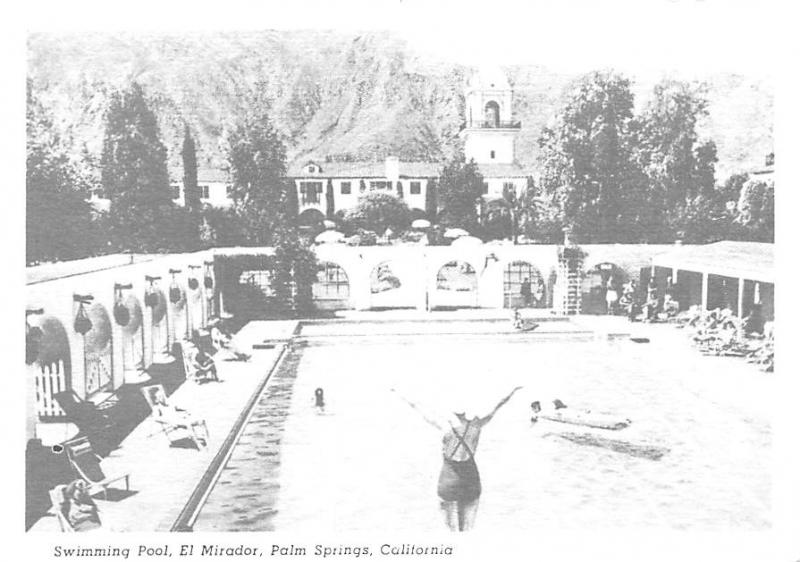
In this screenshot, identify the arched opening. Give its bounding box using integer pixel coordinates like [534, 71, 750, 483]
[168, 283, 189, 343]
[581, 262, 629, 315]
[147, 289, 170, 360]
[186, 276, 205, 334]
[370, 261, 409, 309]
[83, 303, 113, 398]
[504, 261, 547, 309]
[31, 316, 71, 420]
[484, 101, 500, 127]
[298, 208, 326, 232]
[117, 295, 145, 378]
[313, 261, 351, 310]
[433, 260, 479, 309]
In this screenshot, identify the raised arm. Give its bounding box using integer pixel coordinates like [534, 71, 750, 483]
[479, 386, 523, 426]
[390, 388, 442, 431]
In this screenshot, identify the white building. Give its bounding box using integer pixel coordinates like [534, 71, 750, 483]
[286, 157, 439, 226]
[169, 167, 233, 209]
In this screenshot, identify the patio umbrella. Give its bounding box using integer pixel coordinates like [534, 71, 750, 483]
[444, 228, 470, 238]
[315, 230, 345, 244]
[411, 219, 431, 229]
[450, 236, 483, 248]
[323, 220, 337, 230]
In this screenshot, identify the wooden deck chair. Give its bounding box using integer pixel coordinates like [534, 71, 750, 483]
[140, 384, 209, 449]
[49, 486, 75, 532]
[64, 437, 130, 500]
[179, 341, 218, 384]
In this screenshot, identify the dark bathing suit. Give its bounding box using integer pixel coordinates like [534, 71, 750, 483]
[437, 421, 481, 503]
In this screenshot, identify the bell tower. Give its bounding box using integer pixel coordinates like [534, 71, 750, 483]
[461, 67, 520, 165]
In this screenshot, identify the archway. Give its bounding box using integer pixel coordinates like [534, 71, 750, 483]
[581, 262, 629, 315]
[313, 261, 351, 310]
[369, 261, 409, 309]
[433, 260, 479, 309]
[298, 208, 326, 232]
[484, 101, 500, 127]
[168, 282, 189, 342]
[504, 261, 547, 309]
[116, 295, 145, 379]
[186, 275, 205, 335]
[147, 288, 170, 361]
[30, 316, 71, 419]
[83, 303, 113, 397]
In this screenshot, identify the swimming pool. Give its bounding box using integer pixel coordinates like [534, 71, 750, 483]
[191, 320, 771, 532]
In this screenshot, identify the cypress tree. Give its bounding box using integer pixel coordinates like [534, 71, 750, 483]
[100, 82, 173, 251]
[325, 179, 335, 219]
[182, 125, 200, 214]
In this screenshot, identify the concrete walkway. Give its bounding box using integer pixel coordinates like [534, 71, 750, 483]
[30, 321, 298, 532]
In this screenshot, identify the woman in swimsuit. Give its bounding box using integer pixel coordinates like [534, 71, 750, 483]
[391, 385, 523, 532]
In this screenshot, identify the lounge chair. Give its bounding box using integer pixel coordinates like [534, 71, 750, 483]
[179, 342, 218, 384]
[140, 384, 209, 449]
[54, 390, 115, 451]
[49, 486, 75, 532]
[64, 437, 130, 500]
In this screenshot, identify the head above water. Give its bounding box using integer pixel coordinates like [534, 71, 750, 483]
[315, 387, 324, 397]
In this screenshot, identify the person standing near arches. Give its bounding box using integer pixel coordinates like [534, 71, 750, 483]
[390, 385, 523, 532]
[520, 277, 532, 308]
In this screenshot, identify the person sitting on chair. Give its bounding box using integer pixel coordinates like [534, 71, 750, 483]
[64, 480, 101, 532]
[191, 344, 218, 382]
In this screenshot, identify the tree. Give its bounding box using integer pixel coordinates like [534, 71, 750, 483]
[26, 80, 94, 263]
[538, 71, 639, 242]
[634, 80, 718, 240]
[345, 192, 411, 235]
[437, 157, 484, 232]
[271, 219, 318, 315]
[182, 125, 200, 214]
[425, 178, 438, 222]
[227, 100, 291, 245]
[735, 178, 774, 242]
[100, 82, 175, 251]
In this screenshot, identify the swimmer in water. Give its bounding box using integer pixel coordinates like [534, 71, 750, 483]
[314, 387, 325, 413]
[391, 385, 523, 532]
[530, 399, 568, 424]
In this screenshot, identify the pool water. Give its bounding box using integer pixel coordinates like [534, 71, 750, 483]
[193, 324, 771, 532]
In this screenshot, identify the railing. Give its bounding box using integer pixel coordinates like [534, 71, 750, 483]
[463, 120, 522, 130]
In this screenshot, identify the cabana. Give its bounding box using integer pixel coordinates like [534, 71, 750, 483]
[650, 241, 774, 320]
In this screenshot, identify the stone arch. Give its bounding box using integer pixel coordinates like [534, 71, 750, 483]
[582, 262, 630, 315]
[503, 260, 547, 309]
[31, 315, 72, 419]
[484, 100, 500, 127]
[432, 259, 479, 309]
[84, 303, 113, 397]
[369, 260, 409, 309]
[313, 261, 352, 310]
[298, 208, 326, 230]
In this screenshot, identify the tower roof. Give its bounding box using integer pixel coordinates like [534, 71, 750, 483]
[468, 66, 510, 90]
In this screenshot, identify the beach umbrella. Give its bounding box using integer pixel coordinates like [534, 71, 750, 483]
[323, 220, 337, 230]
[450, 236, 483, 248]
[315, 230, 345, 244]
[411, 219, 431, 229]
[444, 228, 470, 238]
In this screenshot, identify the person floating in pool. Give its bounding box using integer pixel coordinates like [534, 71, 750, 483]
[390, 385, 523, 532]
[314, 387, 326, 413]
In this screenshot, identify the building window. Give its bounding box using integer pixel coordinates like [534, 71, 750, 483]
[502, 182, 515, 194]
[341, 181, 351, 195]
[226, 184, 233, 196]
[199, 185, 210, 199]
[369, 180, 392, 191]
[410, 181, 421, 195]
[490, 150, 496, 159]
[482, 182, 489, 195]
[171, 184, 181, 199]
[300, 181, 323, 204]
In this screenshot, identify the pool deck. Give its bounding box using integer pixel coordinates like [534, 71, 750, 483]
[29, 312, 773, 532]
[29, 320, 299, 532]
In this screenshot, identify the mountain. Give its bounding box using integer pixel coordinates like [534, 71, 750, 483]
[27, 31, 773, 181]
